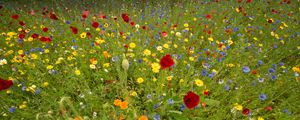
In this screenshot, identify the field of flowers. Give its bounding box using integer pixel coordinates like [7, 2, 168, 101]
[0, 0, 300, 119]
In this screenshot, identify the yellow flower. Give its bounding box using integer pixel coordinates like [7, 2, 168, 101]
[208, 37, 214, 41]
[80, 32, 87, 38]
[166, 76, 172, 81]
[179, 79, 184, 83]
[130, 91, 137, 97]
[42, 82, 49, 88]
[227, 63, 235, 68]
[151, 63, 161, 73]
[235, 7, 240, 13]
[292, 67, 300, 73]
[258, 117, 264, 120]
[189, 57, 195, 61]
[184, 23, 189, 27]
[163, 44, 169, 49]
[129, 42, 136, 49]
[104, 23, 109, 28]
[46, 65, 54, 70]
[75, 69, 81, 75]
[193, 17, 197, 21]
[143, 49, 151, 56]
[234, 103, 243, 111]
[44, 49, 50, 53]
[136, 77, 144, 84]
[195, 79, 204, 87]
[18, 50, 24, 55]
[103, 63, 110, 68]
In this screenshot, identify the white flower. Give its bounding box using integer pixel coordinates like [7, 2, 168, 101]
[156, 46, 163, 51]
[0, 59, 7, 65]
[135, 24, 140, 29]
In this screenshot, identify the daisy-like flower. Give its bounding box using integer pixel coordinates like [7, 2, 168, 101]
[129, 42, 136, 49]
[195, 79, 204, 87]
[80, 32, 87, 38]
[74, 69, 81, 76]
[143, 49, 151, 56]
[136, 77, 144, 84]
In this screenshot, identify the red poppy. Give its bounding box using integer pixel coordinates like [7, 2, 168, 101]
[237, 0, 242, 3]
[43, 27, 49, 32]
[142, 26, 146, 30]
[130, 21, 135, 26]
[82, 10, 89, 19]
[82, 14, 87, 19]
[246, 0, 252, 3]
[121, 13, 130, 23]
[19, 21, 25, 26]
[265, 106, 273, 111]
[183, 91, 200, 109]
[206, 14, 212, 19]
[12, 14, 19, 19]
[0, 78, 13, 91]
[92, 22, 99, 28]
[124, 44, 128, 48]
[31, 33, 39, 39]
[160, 54, 174, 69]
[40, 36, 51, 43]
[268, 19, 273, 23]
[19, 34, 25, 39]
[242, 108, 250, 115]
[161, 31, 167, 37]
[251, 70, 257, 74]
[203, 90, 209, 96]
[49, 12, 58, 20]
[70, 26, 78, 34]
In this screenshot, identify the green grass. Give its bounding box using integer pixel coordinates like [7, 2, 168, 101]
[0, 0, 300, 119]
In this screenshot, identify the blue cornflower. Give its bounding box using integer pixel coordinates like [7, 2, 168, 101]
[243, 66, 251, 73]
[268, 68, 276, 73]
[224, 85, 230, 91]
[167, 99, 174, 105]
[147, 94, 152, 99]
[259, 94, 267, 101]
[180, 104, 186, 111]
[9, 107, 16, 113]
[257, 60, 263, 65]
[153, 114, 161, 120]
[201, 69, 208, 76]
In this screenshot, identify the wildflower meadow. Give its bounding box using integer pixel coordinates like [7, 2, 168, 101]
[0, 0, 300, 119]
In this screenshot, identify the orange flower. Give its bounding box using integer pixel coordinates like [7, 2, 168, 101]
[114, 99, 122, 106]
[74, 116, 83, 120]
[120, 101, 128, 109]
[138, 115, 148, 120]
[103, 51, 110, 58]
[119, 114, 124, 120]
[89, 58, 97, 65]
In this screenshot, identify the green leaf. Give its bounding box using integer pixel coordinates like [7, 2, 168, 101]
[204, 98, 220, 106]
